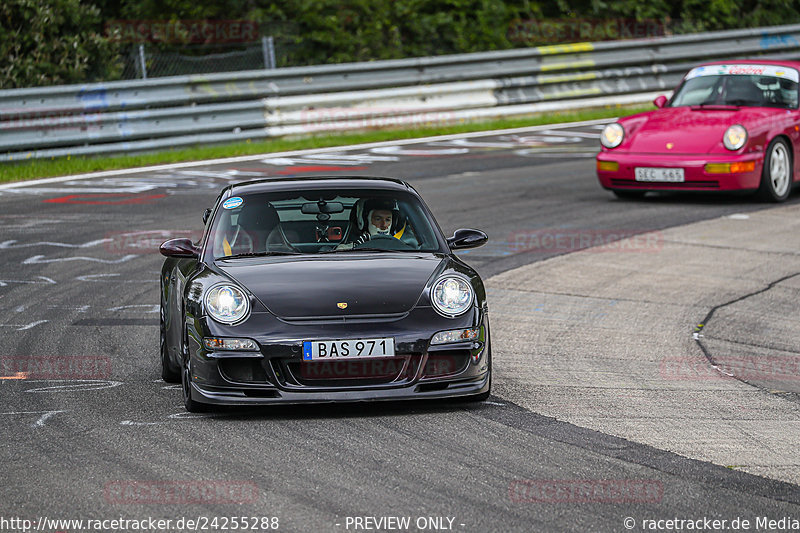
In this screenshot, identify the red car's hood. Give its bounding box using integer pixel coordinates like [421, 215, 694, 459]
[623, 106, 780, 154]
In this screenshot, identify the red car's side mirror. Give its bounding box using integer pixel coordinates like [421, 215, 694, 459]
[653, 95, 668, 108]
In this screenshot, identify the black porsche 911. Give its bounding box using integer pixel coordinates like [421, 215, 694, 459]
[159, 176, 491, 411]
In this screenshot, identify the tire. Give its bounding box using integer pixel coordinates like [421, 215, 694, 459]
[612, 190, 646, 200]
[181, 338, 211, 413]
[757, 138, 793, 202]
[160, 307, 180, 383]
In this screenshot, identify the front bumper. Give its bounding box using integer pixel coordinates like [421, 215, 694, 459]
[186, 308, 491, 406]
[189, 371, 490, 406]
[596, 152, 764, 192]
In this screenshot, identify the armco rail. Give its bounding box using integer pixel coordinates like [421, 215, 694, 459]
[2, 24, 800, 161]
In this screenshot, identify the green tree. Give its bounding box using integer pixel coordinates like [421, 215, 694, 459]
[0, 0, 122, 89]
[244, 0, 541, 66]
[5, 0, 800, 87]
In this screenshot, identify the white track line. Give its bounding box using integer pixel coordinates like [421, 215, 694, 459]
[0, 118, 612, 190]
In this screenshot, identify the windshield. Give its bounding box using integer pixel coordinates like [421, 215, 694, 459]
[207, 188, 445, 260]
[670, 65, 799, 109]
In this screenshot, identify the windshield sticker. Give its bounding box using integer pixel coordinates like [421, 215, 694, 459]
[222, 197, 243, 210]
[686, 64, 799, 83]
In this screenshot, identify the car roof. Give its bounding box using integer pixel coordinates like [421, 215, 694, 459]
[695, 59, 800, 70]
[224, 175, 413, 197]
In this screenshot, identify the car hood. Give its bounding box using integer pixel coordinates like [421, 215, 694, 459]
[623, 106, 779, 154]
[216, 253, 445, 319]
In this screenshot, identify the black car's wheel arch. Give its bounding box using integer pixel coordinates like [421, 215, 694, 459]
[160, 261, 183, 380]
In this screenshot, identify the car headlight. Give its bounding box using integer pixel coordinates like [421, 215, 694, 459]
[723, 125, 748, 150]
[600, 123, 624, 148]
[431, 276, 474, 317]
[204, 284, 250, 325]
[203, 337, 259, 351]
[431, 327, 479, 345]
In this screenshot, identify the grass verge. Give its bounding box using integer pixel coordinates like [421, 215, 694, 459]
[0, 104, 651, 184]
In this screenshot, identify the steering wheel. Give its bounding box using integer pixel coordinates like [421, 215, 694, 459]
[353, 234, 415, 250]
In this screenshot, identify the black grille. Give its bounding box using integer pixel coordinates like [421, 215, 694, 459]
[285, 356, 419, 387]
[421, 351, 470, 378]
[218, 358, 270, 384]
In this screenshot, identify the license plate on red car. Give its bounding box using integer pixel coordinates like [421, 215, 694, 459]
[635, 167, 685, 182]
[303, 338, 395, 360]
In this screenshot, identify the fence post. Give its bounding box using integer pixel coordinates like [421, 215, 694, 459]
[138, 44, 148, 79]
[262, 36, 276, 69]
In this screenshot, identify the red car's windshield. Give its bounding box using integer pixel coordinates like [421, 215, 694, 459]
[670, 70, 799, 109]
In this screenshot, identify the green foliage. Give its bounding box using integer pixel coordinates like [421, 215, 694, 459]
[3, 0, 800, 87]
[244, 0, 541, 66]
[0, 0, 122, 88]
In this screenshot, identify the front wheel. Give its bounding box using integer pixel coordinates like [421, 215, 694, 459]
[181, 341, 211, 413]
[757, 138, 793, 202]
[160, 308, 180, 383]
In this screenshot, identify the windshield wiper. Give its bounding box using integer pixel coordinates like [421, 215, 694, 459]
[690, 103, 739, 109]
[217, 251, 302, 260]
[720, 99, 759, 107]
[321, 247, 405, 253]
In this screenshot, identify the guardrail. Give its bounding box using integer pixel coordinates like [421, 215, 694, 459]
[3, 24, 800, 161]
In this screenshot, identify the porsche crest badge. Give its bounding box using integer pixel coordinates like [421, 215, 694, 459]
[337, 302, 348, 309]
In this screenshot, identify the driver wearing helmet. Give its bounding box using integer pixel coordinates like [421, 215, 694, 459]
[353, 198, 407, 245]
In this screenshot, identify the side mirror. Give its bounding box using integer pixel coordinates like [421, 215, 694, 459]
[160, 238, 200, 258]
[447, 228, 488, 250]
[202, 208, 212, 224]
[653, 95, 668, 108]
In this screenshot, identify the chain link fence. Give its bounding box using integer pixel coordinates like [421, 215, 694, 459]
[120, 37, 277, 79]
[104, 20, 300, 79]
[111, 18, 688, 81]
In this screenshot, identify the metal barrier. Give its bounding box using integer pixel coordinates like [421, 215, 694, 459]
[2, 24, 800, 161]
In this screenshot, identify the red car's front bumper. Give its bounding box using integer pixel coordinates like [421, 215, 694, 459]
[596, 152, 764, 192]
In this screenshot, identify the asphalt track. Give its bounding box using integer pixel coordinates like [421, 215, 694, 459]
[2, 120, 800, 532]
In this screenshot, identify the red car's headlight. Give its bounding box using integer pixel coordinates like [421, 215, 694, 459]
[723, 125, 748, 150]
[600, 123, 624, 149]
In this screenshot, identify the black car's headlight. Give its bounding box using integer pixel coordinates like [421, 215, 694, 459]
[203, 337, 259, 351]
[431, 327, 479, 345]
[600, 123, 624, 148]
[204, 284, 250, 325]
[431, 276, 474, 317]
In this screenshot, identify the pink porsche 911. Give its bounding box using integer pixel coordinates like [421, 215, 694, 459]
[597, 60, 800, 202]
